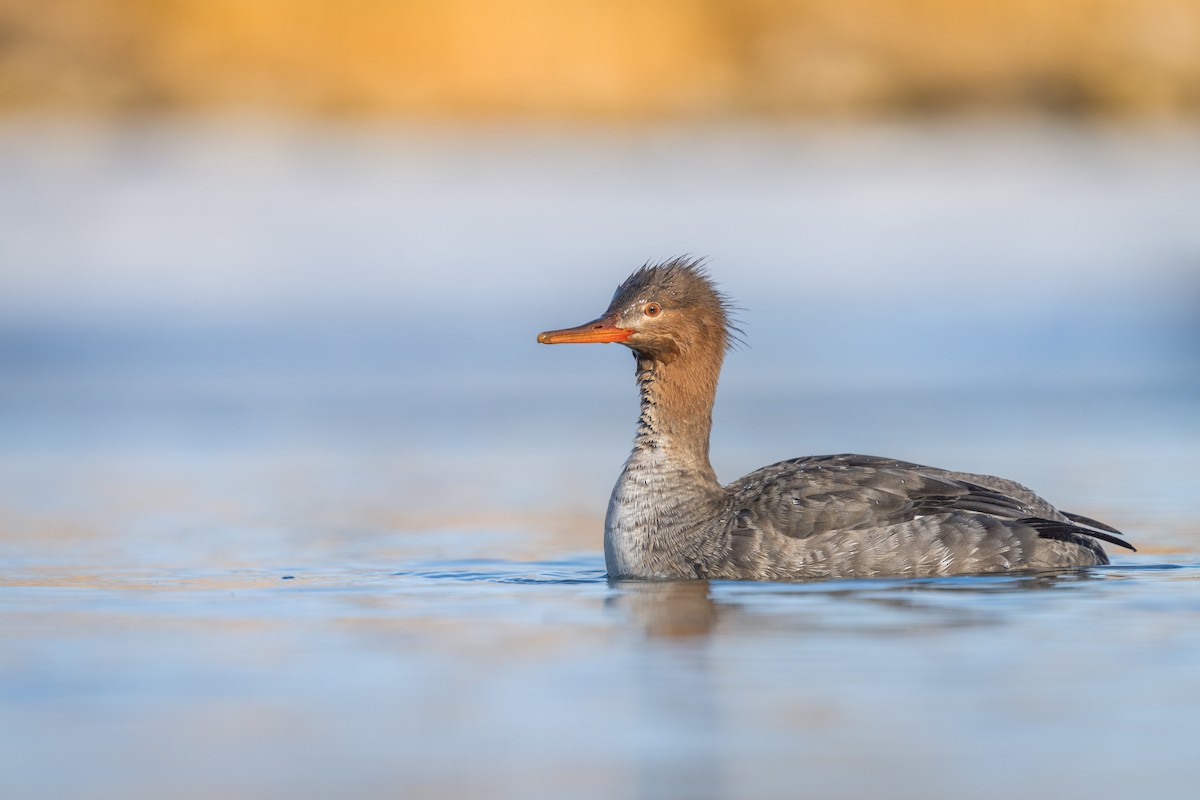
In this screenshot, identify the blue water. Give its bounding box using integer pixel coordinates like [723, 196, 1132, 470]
[4, 552, 1200, 799]
[1, 120, 1199, 798]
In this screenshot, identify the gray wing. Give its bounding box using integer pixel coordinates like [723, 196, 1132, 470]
[725, 453, 1133, 552]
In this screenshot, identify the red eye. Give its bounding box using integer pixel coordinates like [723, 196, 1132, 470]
[644, 302, 661, 317]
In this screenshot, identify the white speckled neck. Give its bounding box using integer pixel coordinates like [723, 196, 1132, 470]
[604, 356, 725, 578]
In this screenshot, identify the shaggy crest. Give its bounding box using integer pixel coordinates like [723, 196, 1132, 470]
[608, 256, 746, 352]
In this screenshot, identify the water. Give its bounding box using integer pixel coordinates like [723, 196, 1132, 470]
[1, 120, 1199, 798]
[5, 552, 1200, 799]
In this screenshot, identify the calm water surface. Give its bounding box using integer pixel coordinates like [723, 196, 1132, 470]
[4, 546, 1200, 800]
[1, 121, 1199, 799]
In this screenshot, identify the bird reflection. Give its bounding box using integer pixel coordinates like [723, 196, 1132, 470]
[608, 568, 1100, 639]
[604, 580, 724, 800]
[602, 568, 1105, 800]
[607, 579, 718, 637]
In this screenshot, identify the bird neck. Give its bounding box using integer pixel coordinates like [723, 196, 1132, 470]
[630, 353, 721, 481]
[604, 350, 727, 578]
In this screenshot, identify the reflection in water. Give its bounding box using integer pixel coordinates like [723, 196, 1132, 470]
[3, 550, 1199, 799]
[602, 567, 1133, 800]
[607, 581, 723, 800]
[609, 569, 1103, 640]
[608, 580, 719, 638]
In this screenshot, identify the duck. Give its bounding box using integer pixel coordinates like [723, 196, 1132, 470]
[537, 257, 1134, 581]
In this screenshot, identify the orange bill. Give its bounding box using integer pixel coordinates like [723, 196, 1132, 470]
[537, 317, 633, 344]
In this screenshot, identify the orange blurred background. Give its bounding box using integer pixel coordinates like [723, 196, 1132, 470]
[2, 0, 1198, 119]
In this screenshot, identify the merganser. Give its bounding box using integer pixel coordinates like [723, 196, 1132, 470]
[537, 257, 1134, 580]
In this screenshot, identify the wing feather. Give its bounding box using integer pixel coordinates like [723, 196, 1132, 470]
[727, 454, 1132, 551]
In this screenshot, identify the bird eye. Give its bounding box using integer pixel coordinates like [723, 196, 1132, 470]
[644, 302, 661, 317]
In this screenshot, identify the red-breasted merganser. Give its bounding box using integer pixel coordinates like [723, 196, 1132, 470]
[537, 257, 1134, 580]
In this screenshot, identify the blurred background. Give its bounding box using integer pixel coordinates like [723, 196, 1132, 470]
[3, 2, 1200, 798]
[4, 0, 1200, 118]
[1, 0, 1197, 542]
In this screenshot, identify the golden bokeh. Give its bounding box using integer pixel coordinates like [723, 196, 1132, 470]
[1, 0, 1198, 118]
